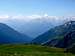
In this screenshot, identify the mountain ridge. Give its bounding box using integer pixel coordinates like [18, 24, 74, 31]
[0, 23, 32, 44]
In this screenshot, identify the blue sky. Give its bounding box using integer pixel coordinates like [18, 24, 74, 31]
[0, 0, 75, 16]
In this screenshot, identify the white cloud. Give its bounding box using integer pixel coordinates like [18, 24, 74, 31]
[0, 15, 10, 22]
[26, 15, 42, 19]
[0, 15, 9, 19]
[0, 14, 75, 22]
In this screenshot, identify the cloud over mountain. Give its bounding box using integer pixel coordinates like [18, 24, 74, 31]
[0, 14, 75, 22]
[0, 14, 75, 38]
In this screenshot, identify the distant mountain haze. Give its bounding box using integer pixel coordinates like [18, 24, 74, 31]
[2, 16, 70, 38]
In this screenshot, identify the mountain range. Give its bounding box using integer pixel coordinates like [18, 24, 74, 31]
[0, 17, 75, 53]
[0, 17, 75, 51]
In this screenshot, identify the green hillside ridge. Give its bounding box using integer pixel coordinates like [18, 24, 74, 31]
[0, 44, 74, 56]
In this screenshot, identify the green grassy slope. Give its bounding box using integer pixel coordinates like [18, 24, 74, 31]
[0, 44, 74, 56]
